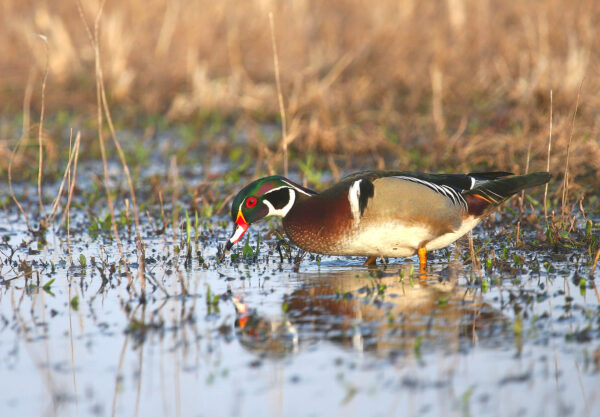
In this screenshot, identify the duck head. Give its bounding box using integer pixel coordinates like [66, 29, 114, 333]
[225, 176, 316, 251]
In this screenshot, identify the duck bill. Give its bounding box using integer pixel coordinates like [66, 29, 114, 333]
[225, 210, 249, 251]
[232, 297, 250, 329]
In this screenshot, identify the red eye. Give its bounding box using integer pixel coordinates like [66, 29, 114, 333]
[245, 196, 257, 208]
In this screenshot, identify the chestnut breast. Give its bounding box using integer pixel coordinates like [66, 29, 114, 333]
[283, 192, 352, 254]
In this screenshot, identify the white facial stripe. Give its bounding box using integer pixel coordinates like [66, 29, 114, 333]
[348, 179, 361, 222]
[262, 188, 295, 217]
[469, 176, 476, 189]
[229, 224, 247, 244]
[263, 185, 290, 195]
[280, 180, 313, 196]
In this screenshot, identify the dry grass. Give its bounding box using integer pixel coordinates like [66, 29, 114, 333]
[1, 0, 600, 184]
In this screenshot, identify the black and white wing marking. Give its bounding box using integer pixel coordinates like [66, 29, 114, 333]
[348, 179, 375, 221]
[394, 176, 468, 210]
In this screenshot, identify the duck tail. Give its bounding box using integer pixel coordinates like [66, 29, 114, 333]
[464, 172, 551, 216]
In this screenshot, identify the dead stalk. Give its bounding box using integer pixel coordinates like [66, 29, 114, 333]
[36, 34, 49, 219]
[8, 135, 32, 231]
[561, 81, 583, 218]
[111, 333, 129, 417]
[269, 12, 288, 176]
[520, 137, 532, 213]
[158, 191, 165, 221]
[169, 156, 180, 243]
[327, 155, 340, 182]
[66, 134, 78, 266]
[48, 131, 81, 223]
[58, 131, 81, 267]
[145, 211, 158, 234]
[7, 66, 40, 232]
[590, 248, 600, 278]
[95, 1, 147, 294]
[544, 90, 553, 223]
[2, 270, 39, 284]
[468, 231, 481, 273]
[58, 132, 81, 230]
[77, 0, 134, 291]
[21, 68, 35, 150]
[430, 64, 445, 136]
[99, 74, 147, 293]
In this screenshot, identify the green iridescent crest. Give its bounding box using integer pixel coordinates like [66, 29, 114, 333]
[230, 176, 291, 223]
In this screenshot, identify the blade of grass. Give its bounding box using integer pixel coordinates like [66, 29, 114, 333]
[269, 12, 288, 177]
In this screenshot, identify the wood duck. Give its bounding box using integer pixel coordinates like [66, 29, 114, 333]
[224, 170, 551, 269]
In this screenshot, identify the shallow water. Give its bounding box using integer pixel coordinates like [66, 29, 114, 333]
[0, 203, 599, 417]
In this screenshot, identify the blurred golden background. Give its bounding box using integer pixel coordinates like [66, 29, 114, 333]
[1, 0, 599, 182]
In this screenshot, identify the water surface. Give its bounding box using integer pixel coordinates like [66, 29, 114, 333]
[0, 203, 598, 417]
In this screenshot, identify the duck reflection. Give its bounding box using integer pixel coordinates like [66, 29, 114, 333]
[233, 266, 507, 358]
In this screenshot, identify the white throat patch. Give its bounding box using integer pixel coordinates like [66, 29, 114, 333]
[263, 188, 296, 217]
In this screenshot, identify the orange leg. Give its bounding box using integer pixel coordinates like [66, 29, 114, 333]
[418, 247, 427, 273]
[363, 256, 377, 266]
